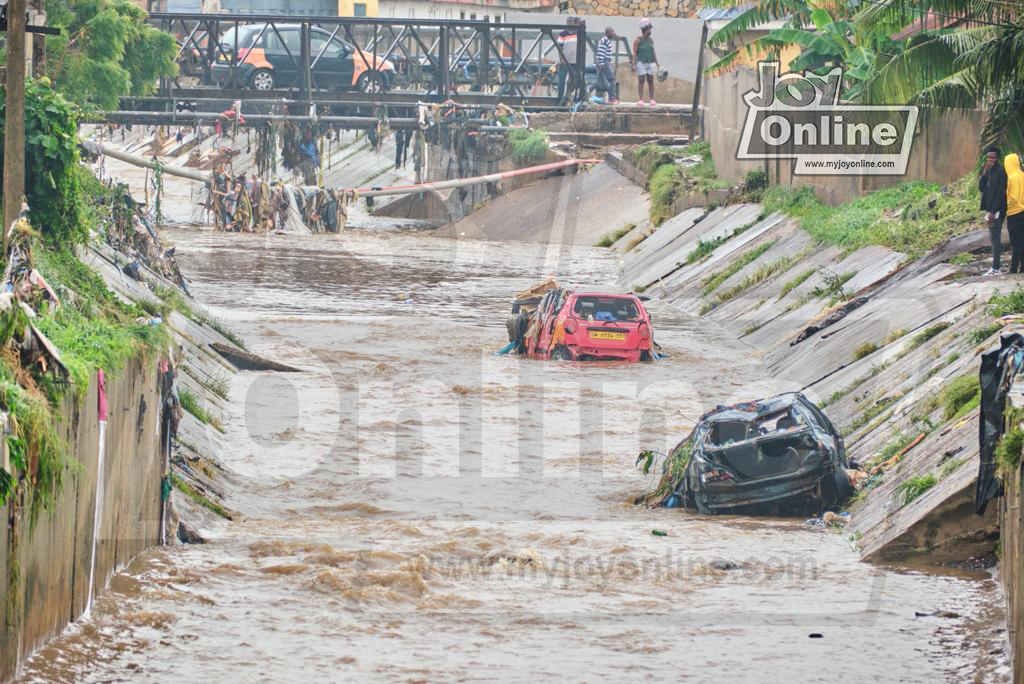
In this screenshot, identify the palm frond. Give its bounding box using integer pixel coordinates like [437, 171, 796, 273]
[707, 0, 814, 48]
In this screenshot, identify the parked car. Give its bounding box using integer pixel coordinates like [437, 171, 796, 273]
[506, 280, 655, 362]
[637, 392, 854, 515]
[211, 24, 395, 92]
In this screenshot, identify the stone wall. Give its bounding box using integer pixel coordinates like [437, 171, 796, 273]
[0, 358, 163, 681]
[565, 0, 700, 17]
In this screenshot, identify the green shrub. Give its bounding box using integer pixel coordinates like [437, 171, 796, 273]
[596, 224, 634, 247]
[506, 128, 548, 162]
[744, 169, 768, 192]
[701, 240, 777, 296]
[896, 474, 937, 505]
[0, 80, 86, 245]
[179, 388, 224, 433]
[778, 268, 816, 299]
[649, 163, 681, 226]
[810, 270, 855, 304]
[969, 322, 1004, 345]
[996, 428, 1024, 477]
[910, 322, 951, 348]
[941, 374, 981, 421]
[988, 287, 1024, 317]
[853, 342, 878, 361]
[762, 175, 981, 255]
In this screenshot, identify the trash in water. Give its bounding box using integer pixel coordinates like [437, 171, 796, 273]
[651, 529, 667, 537]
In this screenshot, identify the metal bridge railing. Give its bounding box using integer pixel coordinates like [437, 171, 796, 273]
[151, 12, 625, 109]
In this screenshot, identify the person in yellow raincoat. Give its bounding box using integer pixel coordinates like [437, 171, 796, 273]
[1006, 153, 1024, 273]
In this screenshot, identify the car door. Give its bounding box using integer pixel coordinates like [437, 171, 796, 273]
[264, 26, 301, 88]
[309, 30, 352, 90]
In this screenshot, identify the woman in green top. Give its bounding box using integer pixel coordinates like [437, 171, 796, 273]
[632, 18, 659, 106]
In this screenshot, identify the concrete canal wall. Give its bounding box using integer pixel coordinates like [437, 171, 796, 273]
[0, 360, 162, 681]
[0, 242, 241, 681]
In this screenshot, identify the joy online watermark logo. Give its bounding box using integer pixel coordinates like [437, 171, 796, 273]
[737, 62, 919, 176]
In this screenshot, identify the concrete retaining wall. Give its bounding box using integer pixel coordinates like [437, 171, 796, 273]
[703, 67, 984, 205]
[0, 358, 162, 681]
[1000, 395, 1024, 681]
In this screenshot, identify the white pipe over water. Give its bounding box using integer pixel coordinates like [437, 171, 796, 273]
[83, 419, 107, 618]
[89, 142, 600, 197]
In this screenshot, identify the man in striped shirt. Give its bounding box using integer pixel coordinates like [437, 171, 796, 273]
[595, 27, 621, 104]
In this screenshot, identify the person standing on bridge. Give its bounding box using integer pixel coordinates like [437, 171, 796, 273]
[633, 19, 659, 107]
[595, 27, 621, 104]
[556, 17, 583, 105]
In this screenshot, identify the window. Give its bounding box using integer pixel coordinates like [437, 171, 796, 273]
[470, 13, 476, 19]
[311, 33, 346, 58]
[459, 10, 465, 19]
[353, 2, 367, 16]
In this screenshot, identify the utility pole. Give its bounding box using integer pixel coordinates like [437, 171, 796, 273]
[3, 0, 28, 251]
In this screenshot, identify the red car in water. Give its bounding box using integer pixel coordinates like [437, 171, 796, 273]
[509, 288, 655, 362]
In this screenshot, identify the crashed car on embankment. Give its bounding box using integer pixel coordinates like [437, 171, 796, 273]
[504, 278, 656, 362]
[637, 392, 856, 515]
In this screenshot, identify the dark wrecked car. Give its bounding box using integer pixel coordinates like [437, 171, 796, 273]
[636, 392, 854, 515]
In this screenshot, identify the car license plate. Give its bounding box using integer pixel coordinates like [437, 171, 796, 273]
[590, 330, 626, 341]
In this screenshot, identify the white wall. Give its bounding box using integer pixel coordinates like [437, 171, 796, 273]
[379, 0, 508, 20]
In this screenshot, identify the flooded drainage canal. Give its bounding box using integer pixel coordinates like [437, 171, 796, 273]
[18, 228, 1005, 681]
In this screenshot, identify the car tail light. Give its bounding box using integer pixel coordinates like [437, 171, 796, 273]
[638, 322, 650, 338]
[564, 318, 578, 334]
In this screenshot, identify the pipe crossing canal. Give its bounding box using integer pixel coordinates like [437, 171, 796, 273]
[15, 169, 1008, 682]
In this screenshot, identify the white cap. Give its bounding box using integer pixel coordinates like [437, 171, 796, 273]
[639, 18, 652, 29]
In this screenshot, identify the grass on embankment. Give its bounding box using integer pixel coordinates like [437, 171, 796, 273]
[761, 174, 981, 256]
[179, 388, 225, 433]
[631, 142, 733, 226]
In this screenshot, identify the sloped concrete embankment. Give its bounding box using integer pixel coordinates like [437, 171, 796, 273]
[434, 162, 651, 245]
[620, 203, 1007, 565]
[0, 243, 242, 680]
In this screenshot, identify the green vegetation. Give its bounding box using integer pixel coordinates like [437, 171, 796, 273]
[179, 388, 224, 433]
[762, 176, 980, 256]
[874, 432, 916, 466]
[152, 284, 245, 349]
[0, 361, 73, 522]
[848, 395, 899, 434]
[941, 375, 981, 422]
[169, 472, 231, 519]
[940, 456, 967, 480]
[949, 253, 974, 266]
[506, 128, 548, 162]
[884, 328, 907, 344]
[596, 224, 635, 248]
[701, 240, 777, 296]
[778, 268, 816, 300]
[852, 342, 878, 361]
[702, 252, 802, 313]
[0, 81, 87, 245]
[631, 142, 732, 226]
[946, 352, 961, 365]
[969, 322, 1003, 346]
[649, 163, 682, 226]
[810, 270, 855, 305]
[897, 474, 937, 506]
[44, 0, 178, 110]
[684, 220, 756, 265]
[182, 366, 230, 401]
[910, 322, 951, 349]
[988, 287, 1024, 317]
[996, 428, 1024, 478]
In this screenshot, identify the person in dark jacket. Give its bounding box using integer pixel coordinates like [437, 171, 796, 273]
[980, 145, 1008, 275]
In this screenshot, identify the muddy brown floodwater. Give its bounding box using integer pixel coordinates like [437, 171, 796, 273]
[17, 191, 1009, 681]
